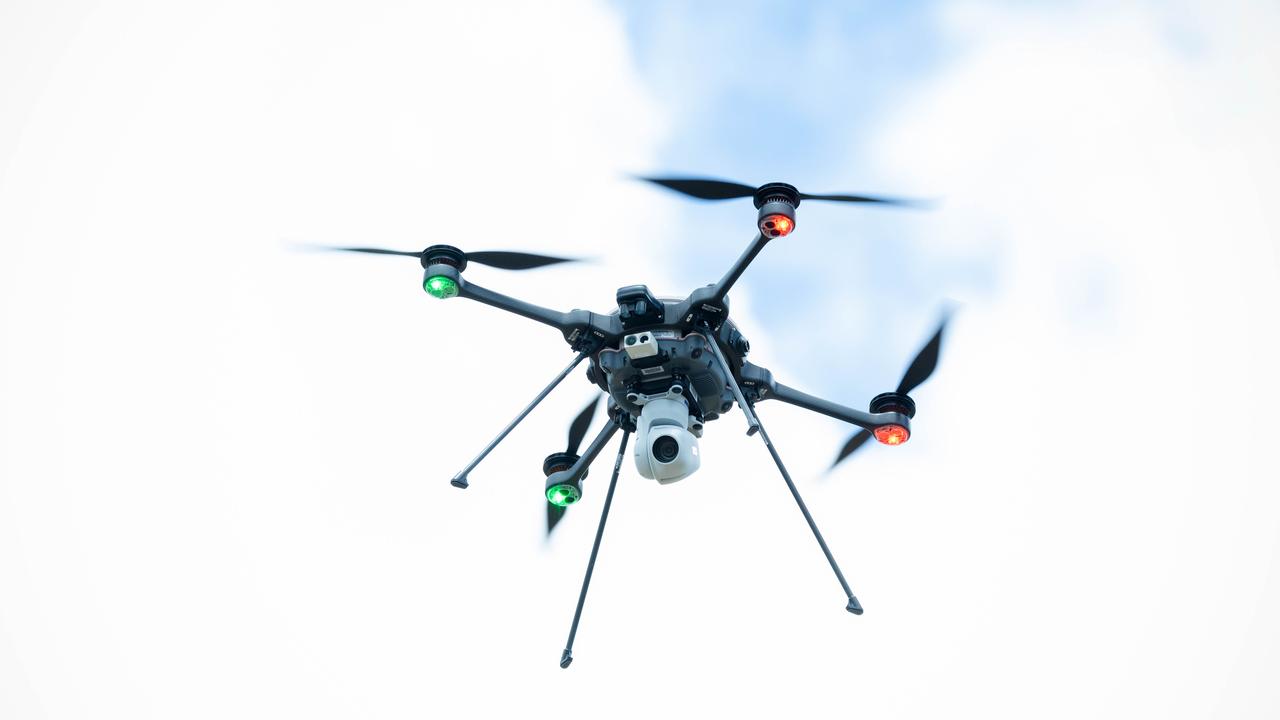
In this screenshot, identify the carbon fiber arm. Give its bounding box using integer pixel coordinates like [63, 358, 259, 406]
[709, 233, 769, 304]
[739, 361, 910, 432]
[544, 413, 623, 489]
[456, 276, 621, 350]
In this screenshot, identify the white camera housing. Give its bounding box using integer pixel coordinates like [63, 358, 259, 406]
[633, 395, 701, 484]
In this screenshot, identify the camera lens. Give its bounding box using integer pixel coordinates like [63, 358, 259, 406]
[652, 435, 680, 463]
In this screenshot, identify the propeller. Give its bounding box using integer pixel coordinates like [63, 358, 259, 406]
[547, 396, 601, 536]
[319, 245, 579, 271]
[831, 313, 951, 471]
[638, 176, 920, 207]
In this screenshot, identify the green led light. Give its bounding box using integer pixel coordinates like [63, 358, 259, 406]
[546, 484, 580, 507]
[423, 274, 459, 299]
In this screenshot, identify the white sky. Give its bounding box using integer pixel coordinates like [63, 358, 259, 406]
[2, 1, 1278, 718]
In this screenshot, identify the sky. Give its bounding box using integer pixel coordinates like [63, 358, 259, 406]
[2, 1, 1279, 718]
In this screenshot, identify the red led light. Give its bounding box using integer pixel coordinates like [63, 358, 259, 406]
[760, 213, 794, 238]
[873, 424, 909, 446]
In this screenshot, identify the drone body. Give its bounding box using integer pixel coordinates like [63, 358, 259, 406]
[325, 177, 946, 668]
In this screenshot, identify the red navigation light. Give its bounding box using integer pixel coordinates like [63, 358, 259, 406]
[873, 424, 909, 446]
[760, 213, 794, 238]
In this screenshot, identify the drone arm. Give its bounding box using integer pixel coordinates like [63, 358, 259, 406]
[457, 277, 573, 332]
[740, 361, 910, 432]
[542, 409, 625, 497]
[564, 413, 622, 477]
[708, 233, 768, 305]
[456, 278, 618, 348]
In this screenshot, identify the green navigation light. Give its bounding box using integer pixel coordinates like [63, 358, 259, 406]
[423, 274, 459, 299]
[546, 484, 581, 507]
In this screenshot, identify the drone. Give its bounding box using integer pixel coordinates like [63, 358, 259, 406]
[324, 176, 948, 667]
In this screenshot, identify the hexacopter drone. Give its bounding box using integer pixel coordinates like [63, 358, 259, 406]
[324, 176, 947, 667]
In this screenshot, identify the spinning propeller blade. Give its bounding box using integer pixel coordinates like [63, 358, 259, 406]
[548, 396, 602, 537]
[638, 177, 757, 200]
[797, 192, 914, 206]
[831, 430, 873, 469]
[464, 251, 576, 271]
[566, 396, 600, 456]
[329, 247, 423, 258]
[897, 316, 949, 395]
[638, 175, 919, 207]
[547, 503, 567, 537]
[323, 246, 578, 270]
[831, 313, 951, 471]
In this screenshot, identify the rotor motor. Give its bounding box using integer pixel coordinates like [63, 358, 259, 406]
[543, 451, 586, 506]
[754, 182, 799, 238]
